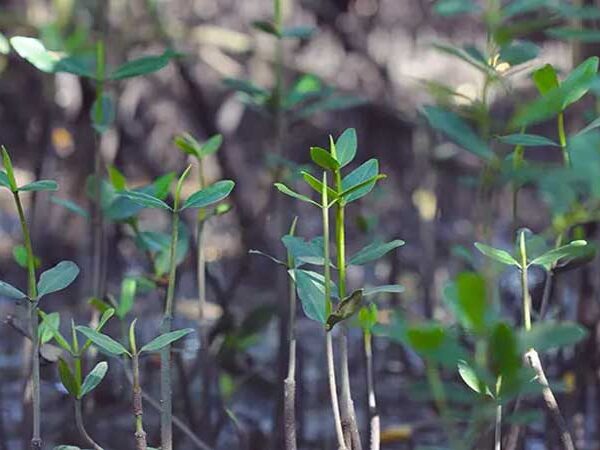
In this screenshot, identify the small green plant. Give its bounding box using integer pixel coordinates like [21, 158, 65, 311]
[76, 320, 193, 449]
[273, 129, 403, 450]
[118, 165, 234, 449]
[0, 147, 80, 450]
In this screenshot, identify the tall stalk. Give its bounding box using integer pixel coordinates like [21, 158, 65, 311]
[160, 167, 190, 450]
[363, 331, 379, 450]
[518, 231, 575, 450]
[13, 187, 41, 450]
[130, 324, 148, 450]
[322, 173, 347, 450]
[284, 218, 298, 450]
[333, 169, 362, 450]
[75, 399, 103, 450]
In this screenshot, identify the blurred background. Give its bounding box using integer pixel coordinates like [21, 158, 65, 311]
[1, 0, 599, 449]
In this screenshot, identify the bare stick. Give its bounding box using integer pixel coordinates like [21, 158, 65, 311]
[364, 332, 379, 450]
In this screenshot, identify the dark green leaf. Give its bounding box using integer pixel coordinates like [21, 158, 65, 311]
[118, 190, 172, 210]
[423, 106, 494, 160]
[91, 93, 115, 134]
[274, 183, 319, 206]
[432, 43, 492, 73]
[529, 240, 589, 269]
[489, 322, 520, 379]
[1, 147, 17, 191]
[39, 312, 60, 344]
[532, 64, 559, 95]
[281, 26, 314, 39]
[547, 27, 600, 43]
[341, 159, 379, 203]
[79, 361, 108, 398]
[300, 171, 338, 199]
[455, 272, 487, 332]
[116, 278, 136, 319]
[140, 328, 194, 353]
[434, 0, 479, 16]
[363, 285, 404, 296]
[51, 197, 90, 219]
[335, 128, 357, 168]
[75, 326, 130, 356]
[497, 133, 559, 147]
[499, 40, 539, 66]
[289, 269, 331, 324]
[349, 239, 405, 265]
[58, 358, 80, 397]
[180, 180, 234, 210]
[252, 21, 279, 37]
[37, 261, 80, 298]
[110, 49, 177, 80]
[457, 360, 490, 395]
[223, 78, 269, 98]
[474, 242, 519, 266]
[310, 146, 339, 171]
[282, 235, 328, 267]
[18, 180, 58, 192]
[520, 322, 587, 352]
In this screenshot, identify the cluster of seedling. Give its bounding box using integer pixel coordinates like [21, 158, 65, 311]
[2, 0, 600, 449]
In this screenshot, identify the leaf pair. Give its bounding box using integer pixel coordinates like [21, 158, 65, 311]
[0, 260, 79, 301]
[10, 37, 177, 81]
[76, 325, 193, 358]
[59, 360, 108, 400]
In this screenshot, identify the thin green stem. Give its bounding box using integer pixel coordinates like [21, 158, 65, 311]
[14, 191, 41, 450]
[558, 112, 570, 167]
[322, 173, 347, 450]
[284, 218, 298, 450]
[518, 231, 531, 331]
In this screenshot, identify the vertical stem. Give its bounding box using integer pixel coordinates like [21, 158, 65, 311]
[322, 173, 347, 450]
[132, 354, 147, 450]
[14, 191, 41, 450]
[284, 218, 298, 450]
[160, 209, 180, 450]
[75, 399, 103, 450]
[364, 332, 379, 450]
[334, 171, 362, 450]
[558, 113, 570, 167]
[519, 231, 532, 331]
[495, 403, 502, 450]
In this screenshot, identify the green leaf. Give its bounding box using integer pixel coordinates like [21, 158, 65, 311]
[474, 242, 519, 266]
[108, 165, 126, 190]
[91, 93, 115, 134]
[532, 64, 559, 95]
[75, 326, 130, 356]
[335, 128, 357, 168]
[37, 261, 80, 298]
[79, 361, 108, 398]
[252, 20, 279, 37]
[0, 280, 26, 299]
[575, 116, 600, 137]
[310, 146, 340, 171]
[51, 197, 90, 219]
[499, 40, 540, 66]
[274, 183, 319, 207]
[489, 322, 520, 378]
[502, 0, 548, 19]
[326, 289, 364, 331]
[341, 159, 379, 203]
[180, 180, 234, 210]
[282, 235, 328, 267]
[39, 312, 60, 344]
[300, 171, 338, 199]
[281, 26, 315, 39]
[497, 134, 559, 147]
[455, 272, 487, 333]
[154, 221, 190, 276]
[0, 32, 9, 55]
[520, 322, 587, 352]
[423, 106, 494, 160]
[110, 49, 177, 80]
[0, 171, 11, 190]
[432, 43, 492, 74]
[10, 37, 96, 78]
[363, 285, 404, 296]
[140, 328, 194, 353]
[349, 239, 405, 265]
[529, 240, 589, 269]
[13, 245, 40, 269]
[58, 358, 80, 397]
[223, 78, 269, 98]
[18, 180, 59, 192]
[358, 303, 378, 331]
[434, 0, 479, 16]
[547, 27, 600, 43]
[116, 277, 136, 319]
[457, 360, 489, 395]
[289, 269, 331, 324]
[1, 146, 17, 191]
[118, 190, 172, 210]
[199, 134, 223, 157]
